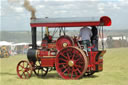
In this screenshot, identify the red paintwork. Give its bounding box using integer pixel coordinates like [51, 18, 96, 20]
[38, 51, 49, 56]
[31, 22, 100, 27]
[88, 51, 105, 72]
[41, 40, 48, 47]
[37, 50, 56, 67]
[38, 50, 57, 57]
[41, 58, 56, 67]
[88, 51, 97, 71]
[56, 36, 74, 51]
[38, 37, 106, 73]
[100, 16, 111, 26]
[30, 16, 111, 27]
[48, 43, 56, 49]
[72, 38, 105, 73]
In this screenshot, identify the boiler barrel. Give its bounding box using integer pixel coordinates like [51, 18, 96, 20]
[27, 49, 37, 63]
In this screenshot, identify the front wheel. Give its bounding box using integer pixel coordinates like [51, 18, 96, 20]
[17, 60, 32, 79]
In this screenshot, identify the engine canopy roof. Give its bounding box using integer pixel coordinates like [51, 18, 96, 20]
[30, 16, 111, 28]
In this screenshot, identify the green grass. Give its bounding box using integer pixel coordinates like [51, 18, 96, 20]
[0, 48, 128, 85]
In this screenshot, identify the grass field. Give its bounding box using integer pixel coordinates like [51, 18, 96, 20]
[0, 48, 128, 85]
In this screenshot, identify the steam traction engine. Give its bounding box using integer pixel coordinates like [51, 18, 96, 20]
[17, 16, 111, 79]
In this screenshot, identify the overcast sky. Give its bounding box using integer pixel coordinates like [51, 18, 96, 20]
[0, 0, 128, 31]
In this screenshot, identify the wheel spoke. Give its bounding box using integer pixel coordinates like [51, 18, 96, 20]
[19, 65, 24, 69]
[21, 72, 24, 76]
[59, 58, 67, 62]
[72, 53, 75, 60]
[42, 68, 48, 72]
[60, 53, 68, 59]
[74, 64, 82, 68]
[71, 67, 74, 78]
[62, 68, 68, 74]
[76, 62, 84, 64]
[75, 58, 80, 62]
[77, 68, 82, 74]
[23, 72, 27, 79]
[26, 63, 29, 68]
[27, 71, 30, 77]
[23, 62, 25, 68]
[66, 52, 70, 60]
[60, 65, 67, 70]
[18, 69, 22, 71]
[67, 68, 71, 76]
[74, 71, 78, 77]
[21, 71, 25, 78]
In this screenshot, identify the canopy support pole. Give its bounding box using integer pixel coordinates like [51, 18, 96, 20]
[101, 26, 104, 50]
[41, 27, 43, 39]
[32, 27, 37, 49]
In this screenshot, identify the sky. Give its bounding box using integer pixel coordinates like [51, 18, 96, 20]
[0, 0, 128, 31]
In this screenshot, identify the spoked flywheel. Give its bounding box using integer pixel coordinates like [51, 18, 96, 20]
[33, 61, 48, 77]
[17, 60, 32, 79]
[56, 35, 74, 51]
[56, 46, 88, 79]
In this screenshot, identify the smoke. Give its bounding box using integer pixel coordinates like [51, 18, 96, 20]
[23, 0, 36, 19]
[8, 0, 36, 19]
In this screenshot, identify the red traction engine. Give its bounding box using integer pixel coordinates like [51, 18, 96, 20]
[16, 16, 111, 79]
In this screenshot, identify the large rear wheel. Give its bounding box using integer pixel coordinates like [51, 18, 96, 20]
[56, 46, 88, 79]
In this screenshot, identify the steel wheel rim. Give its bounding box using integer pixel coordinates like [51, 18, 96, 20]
[17, 60, 32, 79]
[56, 47, 88, 79]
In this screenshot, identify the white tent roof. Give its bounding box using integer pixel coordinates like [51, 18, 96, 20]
[13, 43, 30, 46]
[0, 41, 13, 46]
[37, 41, 41, 46]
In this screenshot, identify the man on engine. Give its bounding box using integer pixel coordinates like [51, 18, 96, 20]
[78, 26, 92, 51]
